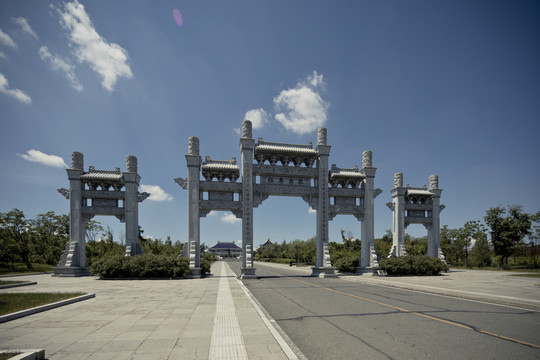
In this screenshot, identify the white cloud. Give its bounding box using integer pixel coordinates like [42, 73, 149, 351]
[39, 46, 83, 92]
[274, 70, 329, 135]
[0, 73, 31, 103]
[139, 184, 173, 201]
[221, 213, 241, 224]
[17, 149, 67, 168]
[208, 211, 218, 216]
[12, 17, 38, 39]
[0, 28, 17, 49]
[308, 71, 324, 88]
[58, 0, 133, 91]
[0, 52, 7, 61]
[244, 108, 269, 129]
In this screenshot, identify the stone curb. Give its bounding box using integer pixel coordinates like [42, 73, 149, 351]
[341, 277, 540, 311]
[0, 273, 51, 278]
[0, 282, 37, 290]
[0, 293, 96, 324]
[0, 349, 45, 360]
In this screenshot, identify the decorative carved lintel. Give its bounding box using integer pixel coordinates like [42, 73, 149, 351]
[231, 209, 243, 219]
[138, 192, 150, 202]
[252, 193, 269, 208]
[58, 188, 70, 199]
[174, 177, 188, 190]
[82, 214, 95, 222]
[200, 209, 212, 218]
[302, 195, 318, 210]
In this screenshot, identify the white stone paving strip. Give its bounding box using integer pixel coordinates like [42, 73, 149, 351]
[209, 261, 249, 360]
[235, 273, 299, 360]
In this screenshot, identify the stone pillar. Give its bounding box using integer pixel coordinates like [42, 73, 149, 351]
[186, 137, 202, 277]
[312, 128, 335, 277]
[240, 120, 256, 279]
[56, 151, 89, 276]
[427, 175, 444, 259]
[389, 173, 407, 258]
[358, 150, 379, 273]
[124, 155, 142, 256]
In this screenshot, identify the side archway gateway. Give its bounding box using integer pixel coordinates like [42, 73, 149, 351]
[386, 173, 446, 261]
[54, 152, 149, 276]
[175, 120, 383, 278]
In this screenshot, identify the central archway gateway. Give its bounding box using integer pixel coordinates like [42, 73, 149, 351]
[176, 120, 382, 278]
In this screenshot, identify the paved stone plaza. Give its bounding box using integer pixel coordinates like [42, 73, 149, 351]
[0, 262, 294, 360]
[0, 262, 539, 359]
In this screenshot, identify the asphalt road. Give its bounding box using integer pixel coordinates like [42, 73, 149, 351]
[227, 260, 540, 360]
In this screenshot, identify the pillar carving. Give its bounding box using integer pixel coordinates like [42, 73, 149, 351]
[240, 122, 256, 279]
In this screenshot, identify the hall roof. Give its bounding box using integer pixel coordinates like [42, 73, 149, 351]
[81, 169, 124, 181]
[255, 140, 317, 156]
[201, 158, 239, 172]
[210, 242, 241, 250]
[330, 170, 366, 179]
[406, 189, 433, 196]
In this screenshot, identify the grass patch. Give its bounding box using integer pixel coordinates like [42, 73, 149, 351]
[0, 292, 86, 316]
[0, 263, 54, 276]
[0, 353, 22, 360]
[0, 280, 28, 286]
[506, 273, 540, 278]
[449, 266, 540, 273]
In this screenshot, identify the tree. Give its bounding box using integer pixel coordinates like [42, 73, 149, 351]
[526, 211, 540, 268]
[440, 225, 467, 265]
[375, 229, 393, 259]
[0, 209, 32, 269]
[484, 206, 532, 268]
[30, 211, 69, 265]
[469, 235, 492, 267]
[85, 220, 104, 242]
[461, 220, 487, 267]
[405, 235, 427, 256]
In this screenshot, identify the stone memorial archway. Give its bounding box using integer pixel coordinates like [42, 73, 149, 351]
[55, 152, 149, 276]
[176, 120, 382, 278]
[386, 173, 446, 260]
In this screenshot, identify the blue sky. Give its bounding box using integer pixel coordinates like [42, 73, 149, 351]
[1, 1, 539, 247]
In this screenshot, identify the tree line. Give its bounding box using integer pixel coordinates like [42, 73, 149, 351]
[0, 208, 185, 271]
[1, 205, 538, 271]
[256, 205, 540, 270]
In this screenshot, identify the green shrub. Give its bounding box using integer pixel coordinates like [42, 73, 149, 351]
[379, 255, 449, 275]
[91, 254, 191, 278]
[334, 256, 359, 273]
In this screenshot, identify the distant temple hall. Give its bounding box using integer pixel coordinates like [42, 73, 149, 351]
[209, 242, 242, 258]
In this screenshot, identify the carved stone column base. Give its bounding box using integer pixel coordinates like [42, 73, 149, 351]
[189, 267, 202, 279]
[125, 243, 143, 257]
[53, 266, 90, 277]
[355, 267, 380, 276]
[311, 266, 337, 278]
[240, 267, 257, 279]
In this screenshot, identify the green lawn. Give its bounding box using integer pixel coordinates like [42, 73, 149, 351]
[0, 263, 54, 276]
[506, 273, 540, 278]
[0, 292, 86, 316]
[0, 280, 28, 286]
[0, 353, 21, 360]
[449, 265, 540, 273]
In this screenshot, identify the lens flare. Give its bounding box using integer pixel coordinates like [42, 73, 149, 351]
[173, 9, 183, 28]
